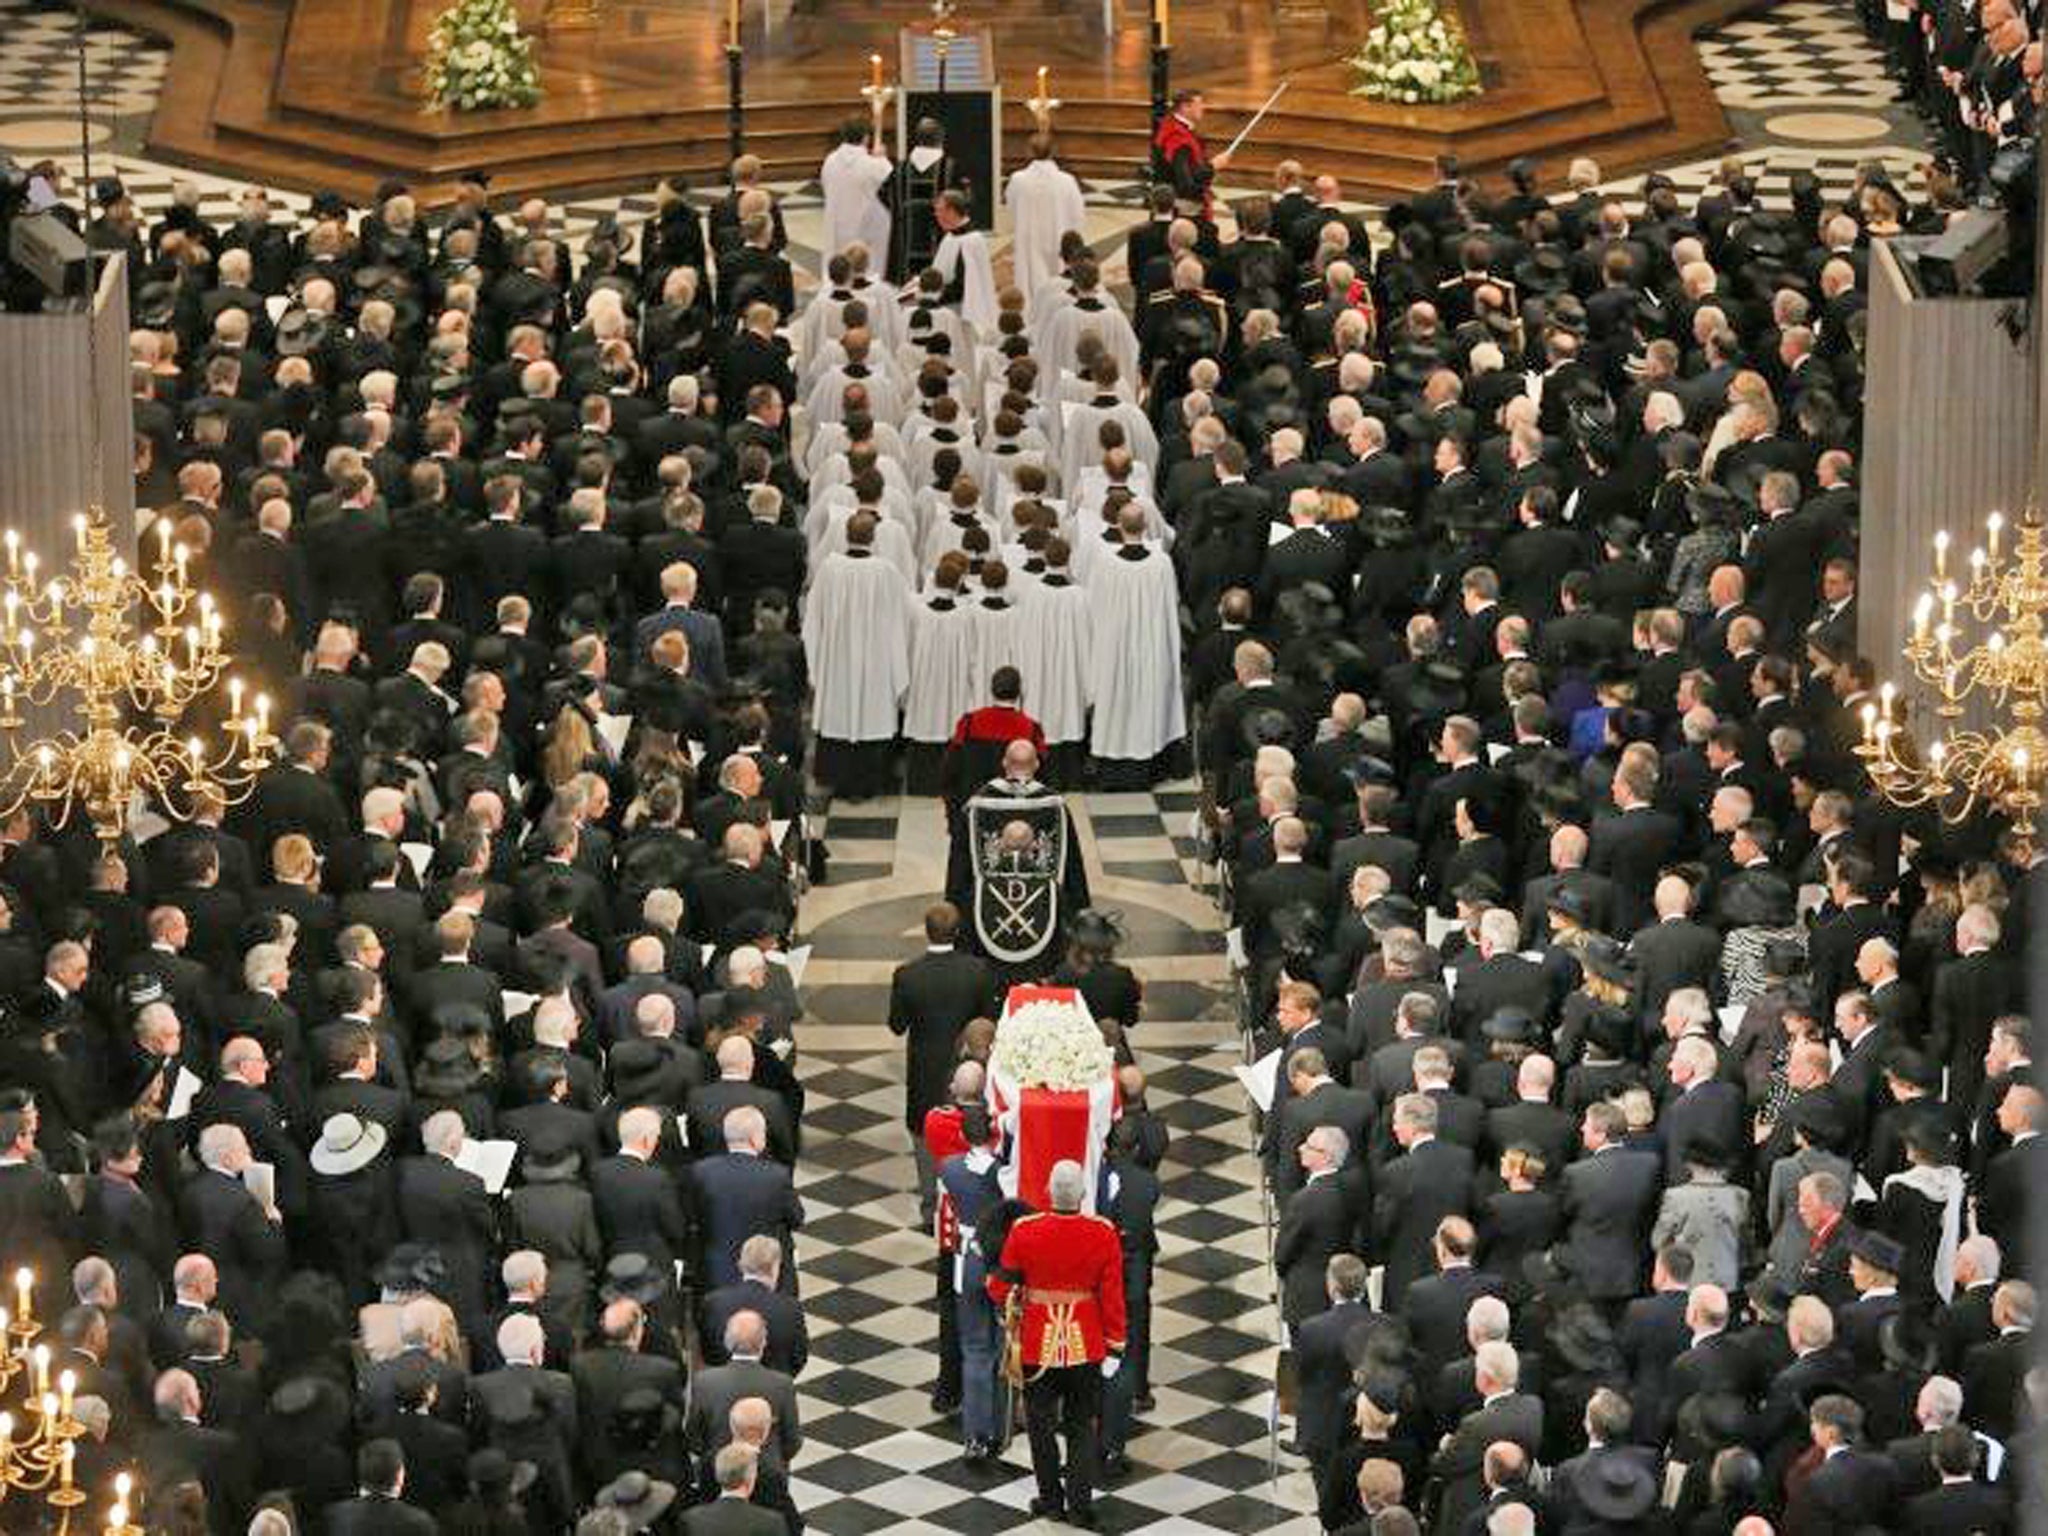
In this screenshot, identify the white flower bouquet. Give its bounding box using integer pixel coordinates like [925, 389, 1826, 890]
[1350, 0, 1481, 105]
[425, 0, 542, 111]
[990, 997, 1116, 1092]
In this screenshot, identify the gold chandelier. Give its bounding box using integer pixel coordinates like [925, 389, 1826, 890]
[1859, 503, 2047, 860]
[0, 1269, 112, 1519]
[0, 506, 276, 850]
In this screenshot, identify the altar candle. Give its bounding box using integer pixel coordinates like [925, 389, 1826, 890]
[870, 52, 883, 90]
[1037, 64, 1048, 99]
[727, 0, 739, 46]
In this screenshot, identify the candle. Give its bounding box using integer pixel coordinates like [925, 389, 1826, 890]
[58, 1437, 71, 1490]
[1037, 64, 1048, 99]
[2015, 747, 2029, 780]
[0, 1411, 11, 1463]
[727, 0, 739, 46]
[229, 678, 243, 717]
[870, 52, 883, 90]
[1931, 740, 1946, 776]
[256, 693, 271, 730]
[14, 1266, 29, 1324]
[72, 515, 85, 553]
[1989, 511, 2004, 561]
[32, 1344, 48, 1396]
[1935, 530, 1949, 580]
[1860, 703, 1875, 745]
[111, 1503, 128, 1532]
[6, 529, 18, 573]
[58, 1366, 73, 1421]
[188, 739, 202, 771]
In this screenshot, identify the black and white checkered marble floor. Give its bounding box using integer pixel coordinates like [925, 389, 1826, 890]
[789, 783, 1288, 1536]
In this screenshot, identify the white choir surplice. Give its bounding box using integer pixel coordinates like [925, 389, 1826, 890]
[803, 548, 913, 743]
[964, 592, 1025, 689]
[932, 226, 999, 339]
[904, 594, 980, 743]
[1018, 573, 1092, 746]
[1041, 297, 1142, 397]
[1086, 543, 1185, 763]
[811, 504, 920, 589]
[819, 143, 894, 278]
[1059, 396, 1158, 495]
[1004, 157, 1087, 321]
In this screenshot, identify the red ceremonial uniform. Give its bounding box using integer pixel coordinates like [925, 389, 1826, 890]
[1151, 111, 1213, 217]
[988, 1209, 1128, 1368]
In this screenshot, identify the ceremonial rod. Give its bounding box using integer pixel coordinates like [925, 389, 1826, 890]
[1219, 78, 1290, 161]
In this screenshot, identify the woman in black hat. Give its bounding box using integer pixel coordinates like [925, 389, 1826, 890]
[502, 1137, 602, 1343]
[1315, 1370, 1428, 1534]
[1542, 1302, 1627, 1465]
[1554, 932, 1637, 1070]
[1717, 869, 1805, 1007]
[1874, 1118, 1965, 1306]
[439, 1448, 538, 1536]
[1049, 909, 1142, 1036]
[408, 1031, 498, 1142]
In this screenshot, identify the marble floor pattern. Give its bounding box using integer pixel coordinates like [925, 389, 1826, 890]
[789, 782, 1303, 1536]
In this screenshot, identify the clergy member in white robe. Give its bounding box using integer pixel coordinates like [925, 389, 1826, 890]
[1017, 541, 1092, 772]
[820, 123, 893, 280]
[803, 511, 913, 796]
[904, 554, 981, 751]
[965, 562, 1025, 689]
[1086, 504, 1185, 785]
[1005, 138, 1086, 323]
[1040, 273, 1142, 395]
[930, 190, 999, 341]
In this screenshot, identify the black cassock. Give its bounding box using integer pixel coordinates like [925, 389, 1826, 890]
[889, 147, 966, 281]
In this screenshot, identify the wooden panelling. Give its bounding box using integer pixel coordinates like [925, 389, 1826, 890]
[0, 257, 138, 737]
[89, 0, 1758, 203]
[1861, 240, 2037, 703]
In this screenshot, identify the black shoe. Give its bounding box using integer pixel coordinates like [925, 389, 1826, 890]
[1069, 1507, 1101, 1530]
[1280, 1437, 1306, 1456]
[1133, 1390, 1156, 1413]
[930, 1391, 961, 1416]
[1028, 1496, 1068, 1521]
[961, 1439, 990, 1464]
[1101, 1451, 1133, 1481]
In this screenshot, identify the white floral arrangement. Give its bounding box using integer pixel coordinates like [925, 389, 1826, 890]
[424, 0, 542, 111]
[991, 998, 1116, 1092]
[1350, 0, 1482, 105]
